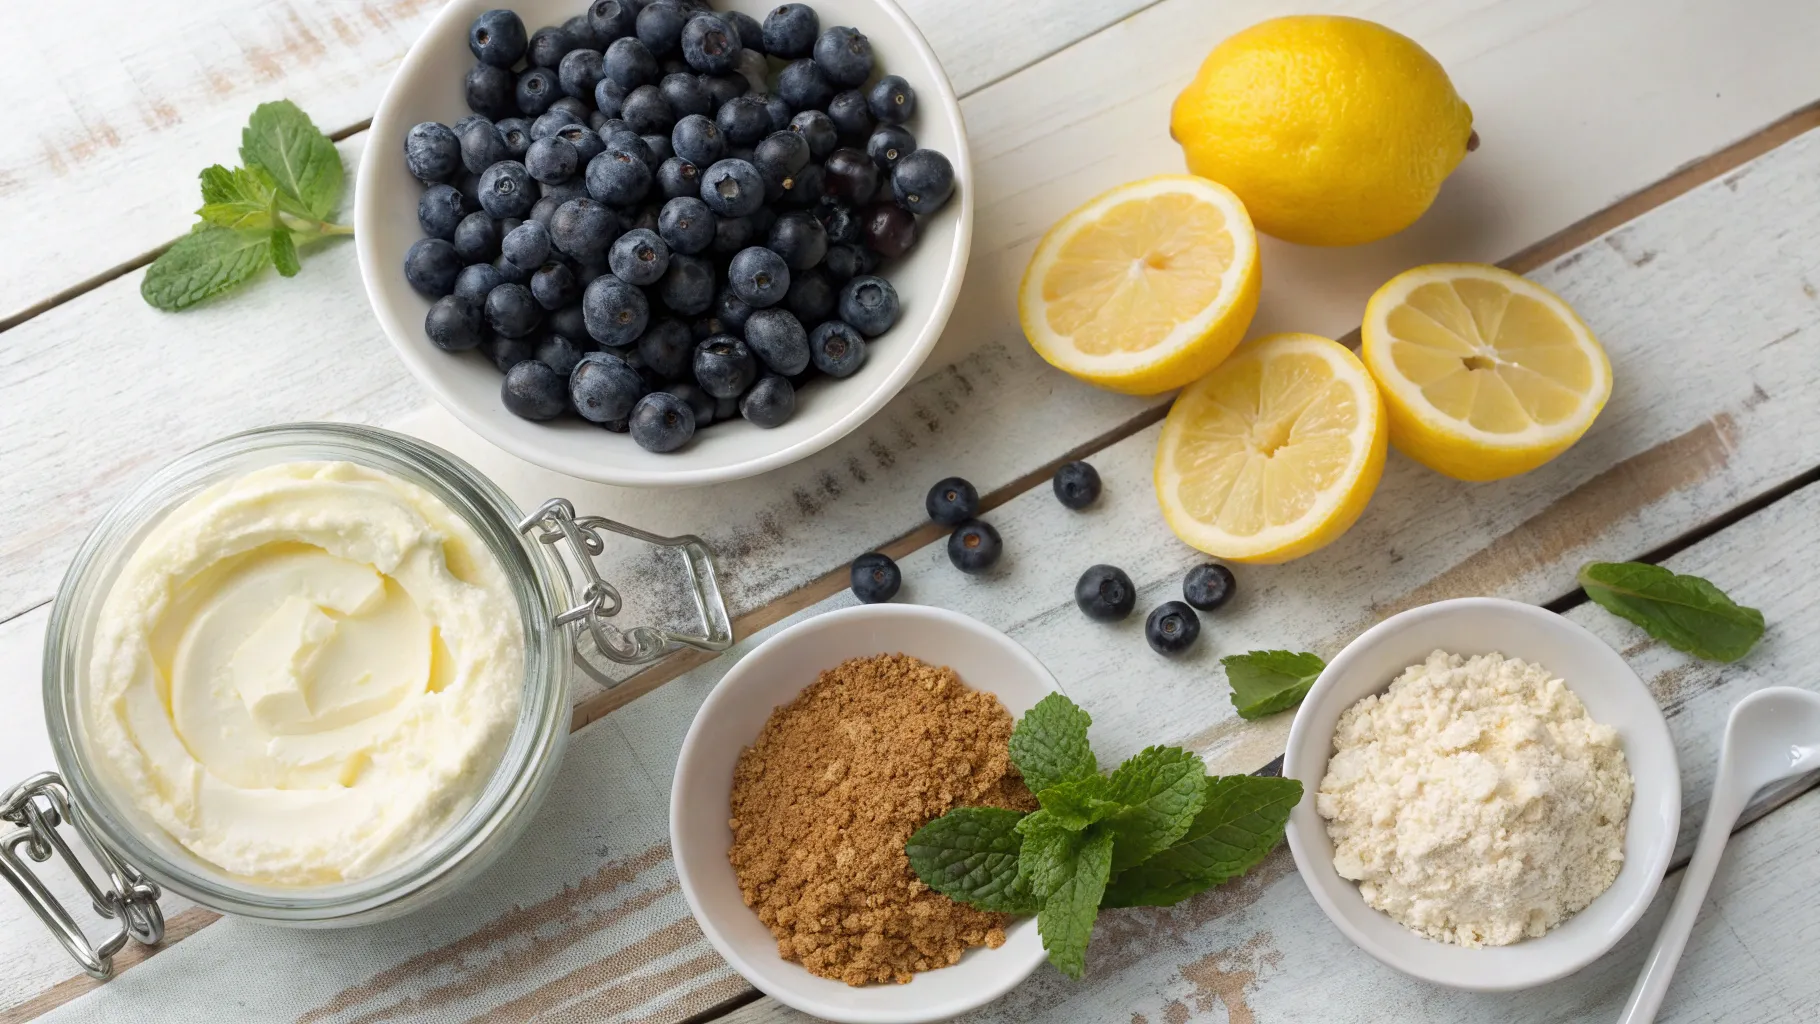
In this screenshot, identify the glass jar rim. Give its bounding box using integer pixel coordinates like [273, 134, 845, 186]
[41, 423, 573, 921]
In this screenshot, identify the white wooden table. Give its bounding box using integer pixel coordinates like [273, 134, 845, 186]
[4, 0, 1819, 1021]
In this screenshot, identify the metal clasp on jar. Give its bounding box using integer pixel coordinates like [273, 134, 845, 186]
[518, 498, 732, 680]
[1, 772, 165, 979]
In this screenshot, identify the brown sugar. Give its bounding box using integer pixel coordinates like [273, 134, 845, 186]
[727, 652, 1038, 985]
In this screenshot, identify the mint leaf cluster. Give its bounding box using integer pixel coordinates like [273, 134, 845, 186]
[143, 101, 351, 311]
[1578, 561, 1764, 662]
[905, 693, 1300, 979]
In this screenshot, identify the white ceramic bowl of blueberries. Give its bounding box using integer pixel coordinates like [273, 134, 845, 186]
[356, 0, 971, 486]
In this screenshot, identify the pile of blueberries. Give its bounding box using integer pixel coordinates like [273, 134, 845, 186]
[850, 462, 1239, 656]
[401, 1, 956, 453]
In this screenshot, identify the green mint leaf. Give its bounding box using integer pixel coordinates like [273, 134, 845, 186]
[1223, 650, 1325, 720]
[1101, 775, 1300, 908]
[1009, 693, 1097, 794]
[1022, 821, 1114, 979]
[1578, 561, 1765, 662]
[904, 807, 1034, 913]
[1101, 746, 1206, 871]
[270, 228, 301, 277]
[196, 164, 282, 229]
[141, 228, 273, 311]
[240, 100, 341, 220]
[1036, 776, 1123, 830]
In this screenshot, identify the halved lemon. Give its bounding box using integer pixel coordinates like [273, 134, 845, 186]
[1019, 175, 1261, 395]
[1154, 333, 1387, 563]
[1361, 263, 1613, 481]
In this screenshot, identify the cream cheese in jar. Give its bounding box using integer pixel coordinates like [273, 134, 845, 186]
[84, 461, 524, 885]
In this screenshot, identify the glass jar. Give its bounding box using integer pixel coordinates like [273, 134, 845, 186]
[19, 423, 728, 970]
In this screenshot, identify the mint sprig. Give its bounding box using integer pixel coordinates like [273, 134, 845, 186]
[905, 694, 1301, 979]
[1222, 650, 1325, 720]
[143, 101, 350, 311]
[1578, 561, 1764, 662]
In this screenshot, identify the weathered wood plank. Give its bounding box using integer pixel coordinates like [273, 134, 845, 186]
[0, 0, 1158, 327]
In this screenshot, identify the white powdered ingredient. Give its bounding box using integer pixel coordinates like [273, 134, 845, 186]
[1317, 650, 1633, 947]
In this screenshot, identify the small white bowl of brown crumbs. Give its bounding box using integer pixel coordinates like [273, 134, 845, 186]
[671, 603, 1058, 1023]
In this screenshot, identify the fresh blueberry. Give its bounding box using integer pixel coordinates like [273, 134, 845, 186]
[657, 196, 715, 254]
[528, 26, 577, 68]
[724, 9, 764, 51]
[754, 130, 811, 200]
[776, 58, 833, 112]
[582, 274, 650, 346]
[839, 275, 898, 336]
[554, 51, 602, 102]
[517, 67, 563, 117]
[655, 157, 701, 200]
[405, 122, 462, 182]
[763, 3, 818, 58]
[639, 132, 673, 166]
[767, 211, 827, 270]
[680, 14, 738, 74]
[502, 360, 566, 420]
[469, 9, 527, 67]
[947, 519, 1002, 574]
[550, 302, 589, 342]
[425, 295, 485, 352]
[712, 287, 755, 333]
[588, 0, 638, 43]
[814, 197, 859, 245]
[585, 142, 652, 205]
[821, 242, 870, 283]
[699, 158, 764, 216]
[866, 124, 916, 172]
[600, 416, 632, 433]
[593, 76, 630, 118]
[465, 63, 517, 119]
[849, 552, 900, 603]
[1182, 564, 1237, 612]
[456, 121, 506, 176]
[534, 332, 588, 376]
[550, 197, 618, 262]
[660, 72, 712, 118]
[820, 153, 877, 212]
[710, 214, 753, 255]
[609, 227, 670, 285]
[658, 253, 716, 314]
[635, 0, 690, 55]
[570, 351, 646, 422]
[551, 95, 591, 122]
[530, 108, 578, 142]
[861, 202, 917, 257]
[492, 252, 530, 284]
[809, 319, 866, 377]
[603, 36, 659, 89]
[743, 307, 810, 375]
[668, 380, 716, 425]
[788, 110, 839, 161]
[866, 75, 916, 125]
[484, 334, 538, 372]
[785, 267, 836, 323]
[925, 477, 978, 525]
[629, 391, 696, 451]
[454, 261, 505, 305]
[455, 113, 490, 135]
[1052, 461, 1102, 510]
[893, 149, 956, 215]
[1144, 602, 1200, 655]
[692, 334, 758, 397]
[485, 282, 542, 337]
[496, 118, 532, 158]
[1075, 565, 1136, 622]
[670, 113, 724, 167]
[530, 261, 580, 309]
[728, 245, 790, 306]
[740, 375, 795, 427]
[456, 171, 485, 214]
[636, 317, 694, 377]
[604, 128, 659, 173]
[404, 238, 462, 296]
[702, 73, 747, 110]
[501, 220, 552, 270]
[556, 124, 606, 163]
[814, 26, 872, 86]
[417, 184, 466, 239]
[713, 393, 741, 421]
[715, 94, 771, 146]
[750, 203, 779, 238]
[824, 89, 873, 142]
[524, 136, 578, 185]
[477, 161, 535, 218]
[567, 12, 606, 49]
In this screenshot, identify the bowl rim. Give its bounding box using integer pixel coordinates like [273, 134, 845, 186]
[669, 603, 1051, 1023]
[353, 0, 975, 488]
[1282, 596, 1680, 991]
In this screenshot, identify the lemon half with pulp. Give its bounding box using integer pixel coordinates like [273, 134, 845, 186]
[1155, 333, 1387, 563]
[1019, 175, 1260, 395]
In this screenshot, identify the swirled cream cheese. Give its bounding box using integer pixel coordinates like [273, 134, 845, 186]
[86, 461, 524, 885]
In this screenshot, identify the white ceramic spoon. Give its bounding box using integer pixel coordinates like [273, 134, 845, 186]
[1618, 686, 1820, 1024]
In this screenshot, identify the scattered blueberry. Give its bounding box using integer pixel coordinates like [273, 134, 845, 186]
[822, 147, 879, 205]
[866, 124, 915, 171]
[458, 121, 506, 174]
[814, 26, 873, 86]
[586, 137, 653, 204]
[776, 58, 833, 112]
[550, 302, 589, 342]
[550, 197, 618, 262]
[595, 75, 629, 117]
[636, 0, 690, 55]
[809, 319, 865, 377]
[454, 261, 505, 305]
[701, 72, 747, 110]
[478, 161, 535, 218]
[680, 14, 738, 73]
[503, 359, 567, 420]
[839, 274, 898, 336]
[743, 307, 810, 375]
[892, 149, 955, 215]
[712, 286, 755, 333]
[671, 113, 724, 167]
[824, 89, 873, 140]
[404, 238, 462, 296]
[657, 156, 702, 199]
[418, 183, 466, 239]
[861, 202, 917, 257]
[866, 75, 915, 124]
[699, 157, 764, 217]
[557, 124, 606, 163]
[728, 245, 790, 306]
[1144, 602, 1200, 655]
[405, 122, 462, 182]
[528, 25, 578, 68]
[466, 63, 517, 119]
[570, 351, 647, 422]
[470, 9, 528, 67]
[621, 84, 675, 134]
[715, 94, 772, 146]
[767, 211, 827, 270]
[603, 36, 659, 88]
[501, 220, 552, 270]
[658, 195, 715, 253]
[790, 110, 839, 159]
[496, 118, 533, 157]
[1182, 564, 1236, 612]
[925, 477, 979, 525]
[740, 374, 796, 427]
[425, 295, 485, 352]
[524, 136, 578, 183]
[486, 282, 543, 337]
[1052, 461, 1101, 510]
[604, 227, 668, 286]
[629, 391, 696, 451]
[849, 552, 900, 603]
[582, 274, 650, 347]
[821, 242, 870, 283]
[947, 519, 1002, 574]
[1075, 565, 1136, 622]
[588, 0, 638, 43]
[530, 261, 580, 309]
[693, 334, 758, 397]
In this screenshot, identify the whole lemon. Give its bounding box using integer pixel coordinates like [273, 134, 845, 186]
[1170, 16, 1474, 247]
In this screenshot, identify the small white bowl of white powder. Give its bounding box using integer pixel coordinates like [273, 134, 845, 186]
[1283, 597, 1681, 991]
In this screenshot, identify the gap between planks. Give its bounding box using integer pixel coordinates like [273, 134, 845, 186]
[8, 80, 1820, 1024]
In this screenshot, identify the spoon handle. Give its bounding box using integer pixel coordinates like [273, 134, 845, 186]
[1616, 765, 1751, 1024]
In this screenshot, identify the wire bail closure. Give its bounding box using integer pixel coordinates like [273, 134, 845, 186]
[2, 772, 165, 979]
[517, 498, 732, 679]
